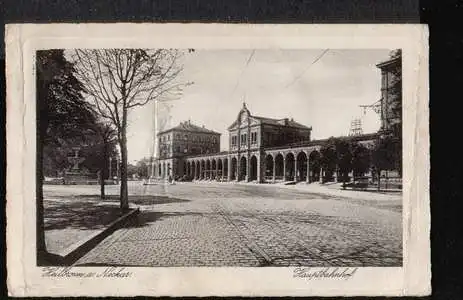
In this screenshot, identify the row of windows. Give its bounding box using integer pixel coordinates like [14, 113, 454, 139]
[231, 132, 258, 146]
[161, 134, 218, 144]
[174, 146, 217, 155]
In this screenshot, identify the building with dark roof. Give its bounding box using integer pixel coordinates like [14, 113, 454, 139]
[155, 120, 221, 179]
[152, 102, 376, 183]
[376, 50, 402, 134]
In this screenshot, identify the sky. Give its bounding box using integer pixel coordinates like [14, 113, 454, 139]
[124, 49, 392, 163]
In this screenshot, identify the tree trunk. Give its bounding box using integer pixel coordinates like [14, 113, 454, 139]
[100, 143, 107, 200]
[100, 172, 105, 199]
[342, 171, 346, 189]
[119, 108, 129, 210]
[377, 169, 381, 191]
[37, 122, 47, 264]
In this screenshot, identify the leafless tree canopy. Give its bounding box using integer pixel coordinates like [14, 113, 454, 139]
[72, 48, 188, 208]
[73, 49, 185, 133]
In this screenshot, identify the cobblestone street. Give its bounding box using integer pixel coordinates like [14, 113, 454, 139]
[45, 182, 402, 267]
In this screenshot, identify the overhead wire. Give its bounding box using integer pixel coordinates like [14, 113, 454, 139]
[228, 49, 256, 101]
[284, 49, 329, 89]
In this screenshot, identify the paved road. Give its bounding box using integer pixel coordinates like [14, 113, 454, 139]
[65, 182, 402, 267]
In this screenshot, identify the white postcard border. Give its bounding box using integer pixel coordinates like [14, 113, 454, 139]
[6, 23, 430, 297]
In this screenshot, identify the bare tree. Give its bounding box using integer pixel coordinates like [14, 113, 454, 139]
[73, 49, 188, 210]
[87, 122, 118, 199]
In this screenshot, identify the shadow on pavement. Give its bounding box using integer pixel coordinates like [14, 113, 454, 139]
[44, 195, 190, 231]
[45, 201, 123, 231]
[75, 195, 191, 206]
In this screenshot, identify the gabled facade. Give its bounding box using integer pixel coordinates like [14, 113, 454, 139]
[227, 102, 312, 153]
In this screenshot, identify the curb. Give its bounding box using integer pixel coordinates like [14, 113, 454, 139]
[51, 208, 140, 265]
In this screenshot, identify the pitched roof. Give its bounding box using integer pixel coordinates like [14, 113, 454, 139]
[158, 121, 221, 135]
[253, 115, 312, 130]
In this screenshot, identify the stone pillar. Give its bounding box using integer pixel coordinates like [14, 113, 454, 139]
[306, 157, 310, 183]
[283, 156, 286, 181]
[236, 158, 240, 182]
[227, 158, 232, 182]
[246, 156, 250, 182]
[222, 160, 225, 181]
[294, 158, 298, 182]
[272, 157, 276, 183]
[216, 160, 219, 181]
[319, 167, 323, 183]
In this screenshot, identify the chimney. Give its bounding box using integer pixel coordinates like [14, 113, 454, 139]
[284, 118, 289, 125]
[290, 118, 294, 122]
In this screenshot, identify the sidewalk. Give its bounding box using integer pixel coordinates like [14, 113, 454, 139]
[44, 195, 124, 256]
[185, 180, 402, 202]
[290, 182, 402, 201]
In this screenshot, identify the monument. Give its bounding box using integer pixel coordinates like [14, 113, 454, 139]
[63, 147, 97, 184]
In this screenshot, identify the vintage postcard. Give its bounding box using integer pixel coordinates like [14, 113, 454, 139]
[6, 23, 429, 297]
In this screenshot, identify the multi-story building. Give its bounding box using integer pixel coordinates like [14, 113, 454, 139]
[376, 50, 402, 135]
[155, 120, 221, 179]
[151, 102, 377, 183]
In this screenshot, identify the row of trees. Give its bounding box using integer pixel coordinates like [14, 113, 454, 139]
[318, 134, 402, 188]
[37, 48, 189, 263]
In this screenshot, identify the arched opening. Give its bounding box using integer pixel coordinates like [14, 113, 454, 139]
[285, 153, 295, 181]
[211, 159, 217, 180]
[206, 159, 211, 180]
[217, 159, 223, 180]
[309, 150, 321, 183]
[158, 163, 161, 177]
[162, 162, 166, 178]
[195, 161, 199, 179]
[265, 154, 274, 181]
[296, 151, 308, 182]
[223, 158, 229, 181]
[200, 160, 205, 179]
[240, 156, 247, 181]
[191, 162, 196, 179]
[231, 157, 237, 180]
[166, 163, 171, 178]
[274, 153, 284, 180]
[250, 155, 258, 181]
[183, 161, 188, 176]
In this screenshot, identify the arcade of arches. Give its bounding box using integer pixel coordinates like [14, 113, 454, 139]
[151, 148, 336, 183]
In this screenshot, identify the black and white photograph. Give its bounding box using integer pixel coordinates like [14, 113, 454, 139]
[6, 24, 429, 297]
[37, 48, 403, 268]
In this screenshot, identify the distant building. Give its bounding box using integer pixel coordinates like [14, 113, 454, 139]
[156, 120, 221, 178]
[376, 50, 402, 135]
[151, 103, 376, 183]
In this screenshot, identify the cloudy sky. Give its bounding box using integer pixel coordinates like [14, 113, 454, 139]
[121, 49, 391, 162]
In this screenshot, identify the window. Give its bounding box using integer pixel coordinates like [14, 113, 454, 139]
[184, 134, 188, 140]
[241, 133, 247, 145]
[176, 146, 180, 153]
[251, 132, 257, 144]
[231, 135, 237, 146]
[168, 135, 170, 141]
